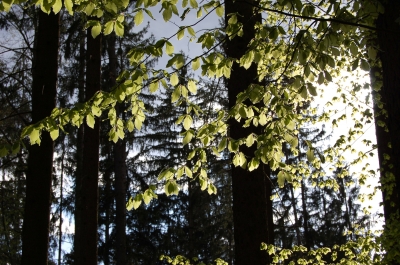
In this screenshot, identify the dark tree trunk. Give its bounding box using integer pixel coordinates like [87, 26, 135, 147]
[107, 32, 128, 265]
[21, 10, 59, 265]
[375, 0, 400, 264]
[376, 0, 400, 225]
[225, 1, 273, 264]
[73, 27, 85, 265]
[76, 25, 101, 265]
[373, 4, 400, 260]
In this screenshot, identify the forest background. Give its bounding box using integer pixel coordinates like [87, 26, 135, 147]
[0, 0, 399, 264]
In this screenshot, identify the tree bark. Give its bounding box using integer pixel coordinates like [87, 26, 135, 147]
[73, 26, 85, 265]
[21, 10, 59, 265]
[108, 31, 128, 265]
[374, 2, 400, 263]
[76, 25, 101, 265]
[225, 1, 273, 264]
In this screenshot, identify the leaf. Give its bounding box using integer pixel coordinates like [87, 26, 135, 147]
[115, 21, 124, 37]
[134, 9, 144, 26]
[50, 128, 59, 140]
[165, 41, 174, 55]
[187, 80, 197, 94]
[183, 130, 193, 145]
[127, 120, 134, 132]
[86, 113, 95, 128]
[177, 28, 185, 40]
[277, 171, 285, 188]
[103, 21, 114, 35]
[248, 158, 259, 171]
[171, 87, 181, 103]
[143, 190, 152, 205]
[187, 26, 196, 36]
[189, 0, 198, 8]
[134, 118, 142, 130]
[218, 137, 227, 152]
[207, 183, 217, 195]
[216, 5, 223, 17]
[246, 134, 254, 147]
[165, 180, 179, 196]
[53, 0, 62, 14]
[170, 73, 179, 86]
[307, 84, 318, 96]
[91, 23, 102, 39]
[149, 81, 159, 93]
[183, 115, 193, 130]
[192, 57, 201, 71]
[163, 7, 172, 21]
[29, 128, 40, 145]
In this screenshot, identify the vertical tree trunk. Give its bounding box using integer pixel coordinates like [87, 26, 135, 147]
[76, 25, 101, 265]
[73, 26, 85, 265]
[225, 1, 273, 264]
[21, 10, 59, 265]
[108, 32, 128, 265]
[375, 2, 400, 263]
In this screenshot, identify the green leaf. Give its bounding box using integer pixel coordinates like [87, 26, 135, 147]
[134, 9, 144, 26]
[163, 7, 172, 21]
[91, 23, 102, 39]
[183, 130, 193, 145]
[307, 84, 318, 96]
[216, 5, 223, 17]
[29, 128, 40, 145]
[187, 80, 197, 94]
[165, 180, 179, 196]
[218, 137, 227, 152]
[144, 8, 155, 19]
[192, 57, 201, 71]
[246, 134, 254, 147]
[189, 0, 198, 8]
[170, 73, 179, 86]
[134, 118, 142, 130]
[86, 114, 95, 128]
[277, 171, 285, 188]
[143, 190, 152, 205]
[53, 0, 62, 14]
[207, 183, 217, 195]
[177, 28, 185, 40]
[149, 81, 159, 93]
[103, 21, 114, 35]
[127, 120, 134, 132]
[248, 157, 259, 171]
[50, 128, 59, 140]
[115, 21, 124, 37]
[183, 115, 193, 130]
[171, 87, 181, 103]
[187, 26, 196, 36]
[165, 41, 174, 55]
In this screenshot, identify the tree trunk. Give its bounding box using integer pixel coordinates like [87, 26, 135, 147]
[21, 10, 59, 265]
[225, 1, 273, 264]
[108, 31, 128, 265]
[73, 26, 85, 265]
[76, 25, 101, 265]
[375, 2, 400, 263]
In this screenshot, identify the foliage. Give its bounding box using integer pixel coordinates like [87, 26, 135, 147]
[0, 0, 389, 263]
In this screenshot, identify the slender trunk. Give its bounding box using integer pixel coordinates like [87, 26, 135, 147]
[76, 24, 101, 265]
[225, 1, 273, 264]
[375, 2, 400, 263]
[107, 31, 128, 265]
[58, 150, 65, 265]
[300, 179, 311, 249]
[73, 27, 85, 264]
[21, 10, 59, 265]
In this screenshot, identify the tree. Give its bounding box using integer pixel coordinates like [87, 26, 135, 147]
[224, 1, 273, 264]
[0, 0, 388, 263]
[20, 9, 59, 265]
[373, 1, 400, 262]
[75, 20, 101, 265]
